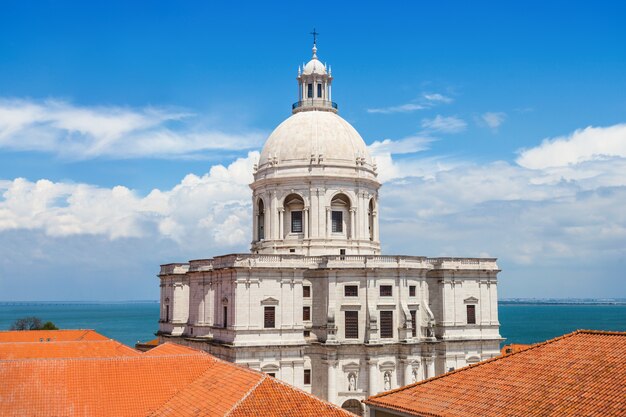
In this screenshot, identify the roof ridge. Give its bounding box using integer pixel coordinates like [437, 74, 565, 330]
[147, 357, 224, 416]
[224, 374, 267, 416]
[0, 352, 209, 364]
[366, 329, 608, 401]
[265, 375, 357, 415]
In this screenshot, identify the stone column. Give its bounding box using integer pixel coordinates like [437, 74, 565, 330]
[327, 360, 337, 404]
[304, 207, 309, 239]
[270, 191, 277, 240]
[372, 209, 379, 241]
[368, 359, 378, 396]
[293, 359, 305, 389]
[426, 357, 435, 379]
[349, 208, 356, 240]
[489, 279, 499, 325]
[403, 360, 413, 386]
[278, 208, 284, 240]
[310, 189, 318, 239]
[326, 207, 331, 239]
[252, 204, 258, 242]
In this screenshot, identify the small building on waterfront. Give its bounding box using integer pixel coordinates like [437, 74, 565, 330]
[157, 41, 502, 415]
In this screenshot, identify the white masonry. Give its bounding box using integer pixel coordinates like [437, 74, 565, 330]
[157, 41, 502, 416]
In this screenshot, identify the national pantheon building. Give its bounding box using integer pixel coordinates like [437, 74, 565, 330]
[157, 41, 502, 416]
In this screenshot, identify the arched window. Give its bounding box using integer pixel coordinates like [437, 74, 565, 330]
[257, 199, 265, 240]
[284, 194, 305, 235]
[368, 198, 375, 241]
[331, 193, 351, 236]
[341, 399, 363, 416]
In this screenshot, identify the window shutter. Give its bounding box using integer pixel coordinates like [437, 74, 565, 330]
[264, 306, 276, 328]
[410, 310, 417, 337]
[467, 305, 476, 324]
[345, 311, 359, 339]
[332, 211, 343, 233]
[291, 211, 303, 233]
[303, 306, 311, 321]
[344, 285, 358, 297]
[380, 311, 393, 338]
[380, 285, 392, 297]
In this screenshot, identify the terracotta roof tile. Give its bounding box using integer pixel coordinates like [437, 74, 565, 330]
[143, 342, 201, 356]
[0, 337, 355, 416]
[365, 330, 626, 417]
[0, 329, 108, 343]
[0, 340, 140, 359]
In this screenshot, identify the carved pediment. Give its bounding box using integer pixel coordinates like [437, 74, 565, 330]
[261, 297, 279, 306]
[464, 296, 479, 304]
[342, 361, 360, 372]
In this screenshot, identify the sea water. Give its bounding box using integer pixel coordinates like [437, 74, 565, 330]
[1, 301, 625, 347]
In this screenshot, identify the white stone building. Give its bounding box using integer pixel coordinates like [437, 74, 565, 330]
[157, 42, 502, 416]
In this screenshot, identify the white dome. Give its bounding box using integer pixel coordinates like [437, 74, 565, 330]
[259, 111, 372, 167]
[302, 58, 326, 75]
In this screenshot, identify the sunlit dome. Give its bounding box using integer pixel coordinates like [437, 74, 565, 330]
[258, 110, 371, 167]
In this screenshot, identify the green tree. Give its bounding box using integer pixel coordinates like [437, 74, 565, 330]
[9, 317, 59, 331]
[41, 321, 59, 330]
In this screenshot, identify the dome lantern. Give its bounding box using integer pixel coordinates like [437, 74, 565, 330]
[293, 40, 337, 114]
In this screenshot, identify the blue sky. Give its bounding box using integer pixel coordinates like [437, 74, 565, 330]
[1, 1, 625, 300]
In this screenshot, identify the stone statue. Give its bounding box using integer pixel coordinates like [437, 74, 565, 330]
[384, 371, 391, 391]
[348, 373, 356, 391]
[411, 368, 419, 383]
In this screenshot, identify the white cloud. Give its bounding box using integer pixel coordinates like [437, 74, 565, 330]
[367, 103, 426, 114]
[367, 92, 453, 114]
[0, 152, 259, 248]
[421, 115, 467, 133]
[423, 93, 453, 104]
[0, 98, 265, 159]
[516, 123, 626, 170]
[480, 112, 507, 129]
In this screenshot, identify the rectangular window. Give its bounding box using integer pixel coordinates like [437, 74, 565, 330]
[303, 285, 311, 298]
[317, 83, 322, 98]
[409, 285, 416, 297]
[267, 372, 276, 378]
[303, 306, 311, 321]
[332, 211, 343, 233]
[264, 306, 276, 328]
[291, 211, 303, 233]
[410, 310, 417, 337]
[380, 311, 393, 338]
[345, 311, 359, 339]
[223, 306, 228, 328]
[165, 305, 170, 322]
[344, 285, 358, 297]
[467, 305, 476, 324]
[304, 369, 311, 385]
[307, 83, 313, 98]
[380, 285, 392, 297]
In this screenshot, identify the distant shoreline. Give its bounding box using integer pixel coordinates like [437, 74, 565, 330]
[500, 300, 626, 306]
[1, 299, 625, 306]
[0, 300, 159, 305]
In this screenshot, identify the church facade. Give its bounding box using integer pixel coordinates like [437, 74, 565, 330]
[157, 42, 502, 416]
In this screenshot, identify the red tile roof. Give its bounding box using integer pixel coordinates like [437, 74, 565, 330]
[0, 339, 140, 359]
[0, 340, 355, 417]
[365, 330, 626, 417]
[0, 329, 109, 343]
[500, 343, 530, 356]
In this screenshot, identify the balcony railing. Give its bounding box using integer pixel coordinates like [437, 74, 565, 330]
[292, 99, 338, 111]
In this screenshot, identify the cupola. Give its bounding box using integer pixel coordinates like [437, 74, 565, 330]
[293, 41, 336, 114]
